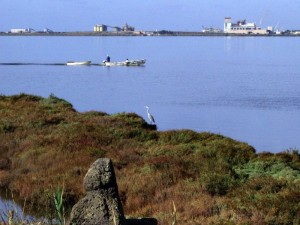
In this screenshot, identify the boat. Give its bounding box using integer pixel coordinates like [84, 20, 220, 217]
[103, 59, 146, 66]
[66, 61, 91, 66]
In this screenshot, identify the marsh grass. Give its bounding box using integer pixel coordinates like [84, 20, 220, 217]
[0, 94, 300, 224]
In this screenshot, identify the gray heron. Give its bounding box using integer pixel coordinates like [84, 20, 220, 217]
[145, 106, 155, 124]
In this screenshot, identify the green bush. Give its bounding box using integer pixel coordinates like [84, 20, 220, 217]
[200, 172, 235, 195]
[234, 159, 300, 182]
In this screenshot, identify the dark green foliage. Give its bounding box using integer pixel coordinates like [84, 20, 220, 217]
[42, 93, 74, 109]
[83, 111, 109, 117]
[159, 129, 201, 144]
[200, 172, 236, 195]
[111, 112, 149, 129]
[0, 93, 42, 102]
[0, 120, 16, 133]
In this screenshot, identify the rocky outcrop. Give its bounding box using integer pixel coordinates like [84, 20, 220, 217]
[70, 158, 157, 225]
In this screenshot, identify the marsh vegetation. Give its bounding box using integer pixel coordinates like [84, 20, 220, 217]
[0, 94, 299, 224]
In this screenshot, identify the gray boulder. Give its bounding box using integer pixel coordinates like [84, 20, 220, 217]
[70, 158, 125, 225]
[70, 158, 157, 225]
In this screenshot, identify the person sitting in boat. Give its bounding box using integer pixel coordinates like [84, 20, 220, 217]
[106, 55, 110, 62]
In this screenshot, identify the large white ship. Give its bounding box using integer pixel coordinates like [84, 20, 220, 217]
[224, 17, 268, 34]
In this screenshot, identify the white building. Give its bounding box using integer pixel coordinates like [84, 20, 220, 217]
[224, 17, 268, 35]
[10, 28, 34, 33]
[44, 28, 54, 33]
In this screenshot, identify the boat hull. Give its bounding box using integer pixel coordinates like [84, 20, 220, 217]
[66, 61, 91, 66]
[103, 59, 146, 66]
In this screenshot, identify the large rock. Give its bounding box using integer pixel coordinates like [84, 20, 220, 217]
[70, 158, 125, 225]
[70, 158, 157, 225]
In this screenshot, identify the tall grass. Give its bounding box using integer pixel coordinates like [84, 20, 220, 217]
[53, 187, 64, 225]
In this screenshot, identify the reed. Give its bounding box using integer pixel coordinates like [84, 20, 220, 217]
[171, 201, 176, 225]
[53, 187, 64, 225]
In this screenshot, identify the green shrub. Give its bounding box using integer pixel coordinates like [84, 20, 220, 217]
[200, 172, 236, 196]
[234, 159, 300, 182]
[40, 94, 74, 111]
[159, 130, 200, 144]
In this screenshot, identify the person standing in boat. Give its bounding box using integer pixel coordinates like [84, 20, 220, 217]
[106, 55, 110, 62]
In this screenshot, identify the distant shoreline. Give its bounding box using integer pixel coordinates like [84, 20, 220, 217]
[1, 31, 300, 37]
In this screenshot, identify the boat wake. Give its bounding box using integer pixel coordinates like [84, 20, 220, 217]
[0, 60, 145, 67]
[0, 62, 112, 66]
[0, 62, 66, 66]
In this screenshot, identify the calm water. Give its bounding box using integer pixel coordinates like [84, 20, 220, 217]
[0, 36, 300, 153]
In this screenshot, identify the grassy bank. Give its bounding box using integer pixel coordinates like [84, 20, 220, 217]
[0, 94, 299, 224]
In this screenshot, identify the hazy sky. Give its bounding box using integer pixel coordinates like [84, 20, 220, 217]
[1, 0, 300, 32]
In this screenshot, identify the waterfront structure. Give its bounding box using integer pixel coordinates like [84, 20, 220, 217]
[290, 30, 300, 35]
[94, 23, 134, 32]
[94, 24, 122, 32]
[10, 28, 34, 33]
[224, 17, 268, 35]
[44, 28, 54, 33]
[94, 24, 108, 32]
[122, 23, 134, 32]
[202, 26, 223, 33]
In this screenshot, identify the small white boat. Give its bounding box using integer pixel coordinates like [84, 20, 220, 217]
[103, 59, 146, 66]
[66, 61, 91, 66]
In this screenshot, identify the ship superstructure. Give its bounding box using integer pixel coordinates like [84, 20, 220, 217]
[224, 17, 268, 34]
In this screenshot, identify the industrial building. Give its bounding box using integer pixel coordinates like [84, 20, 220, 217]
[10, 28, 35, 33]
[122, 23, 134, 32]
[94, 23, 134, 32]
[94, 24, 122, 32]
[224, 17, 268, 35]
[43, 28, 54, 33]
[94, 24, 107, 32]
[202, 26, 223, 33]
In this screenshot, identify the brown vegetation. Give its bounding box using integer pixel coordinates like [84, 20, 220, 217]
[0, 94, 299, 224]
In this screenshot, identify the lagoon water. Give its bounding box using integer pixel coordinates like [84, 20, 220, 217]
[0, 36, 300, 152]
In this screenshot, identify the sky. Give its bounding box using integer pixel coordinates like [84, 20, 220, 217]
[1, 0, 300, 32]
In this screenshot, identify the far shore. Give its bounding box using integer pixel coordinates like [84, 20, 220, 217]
[1, 31, 300, 37]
